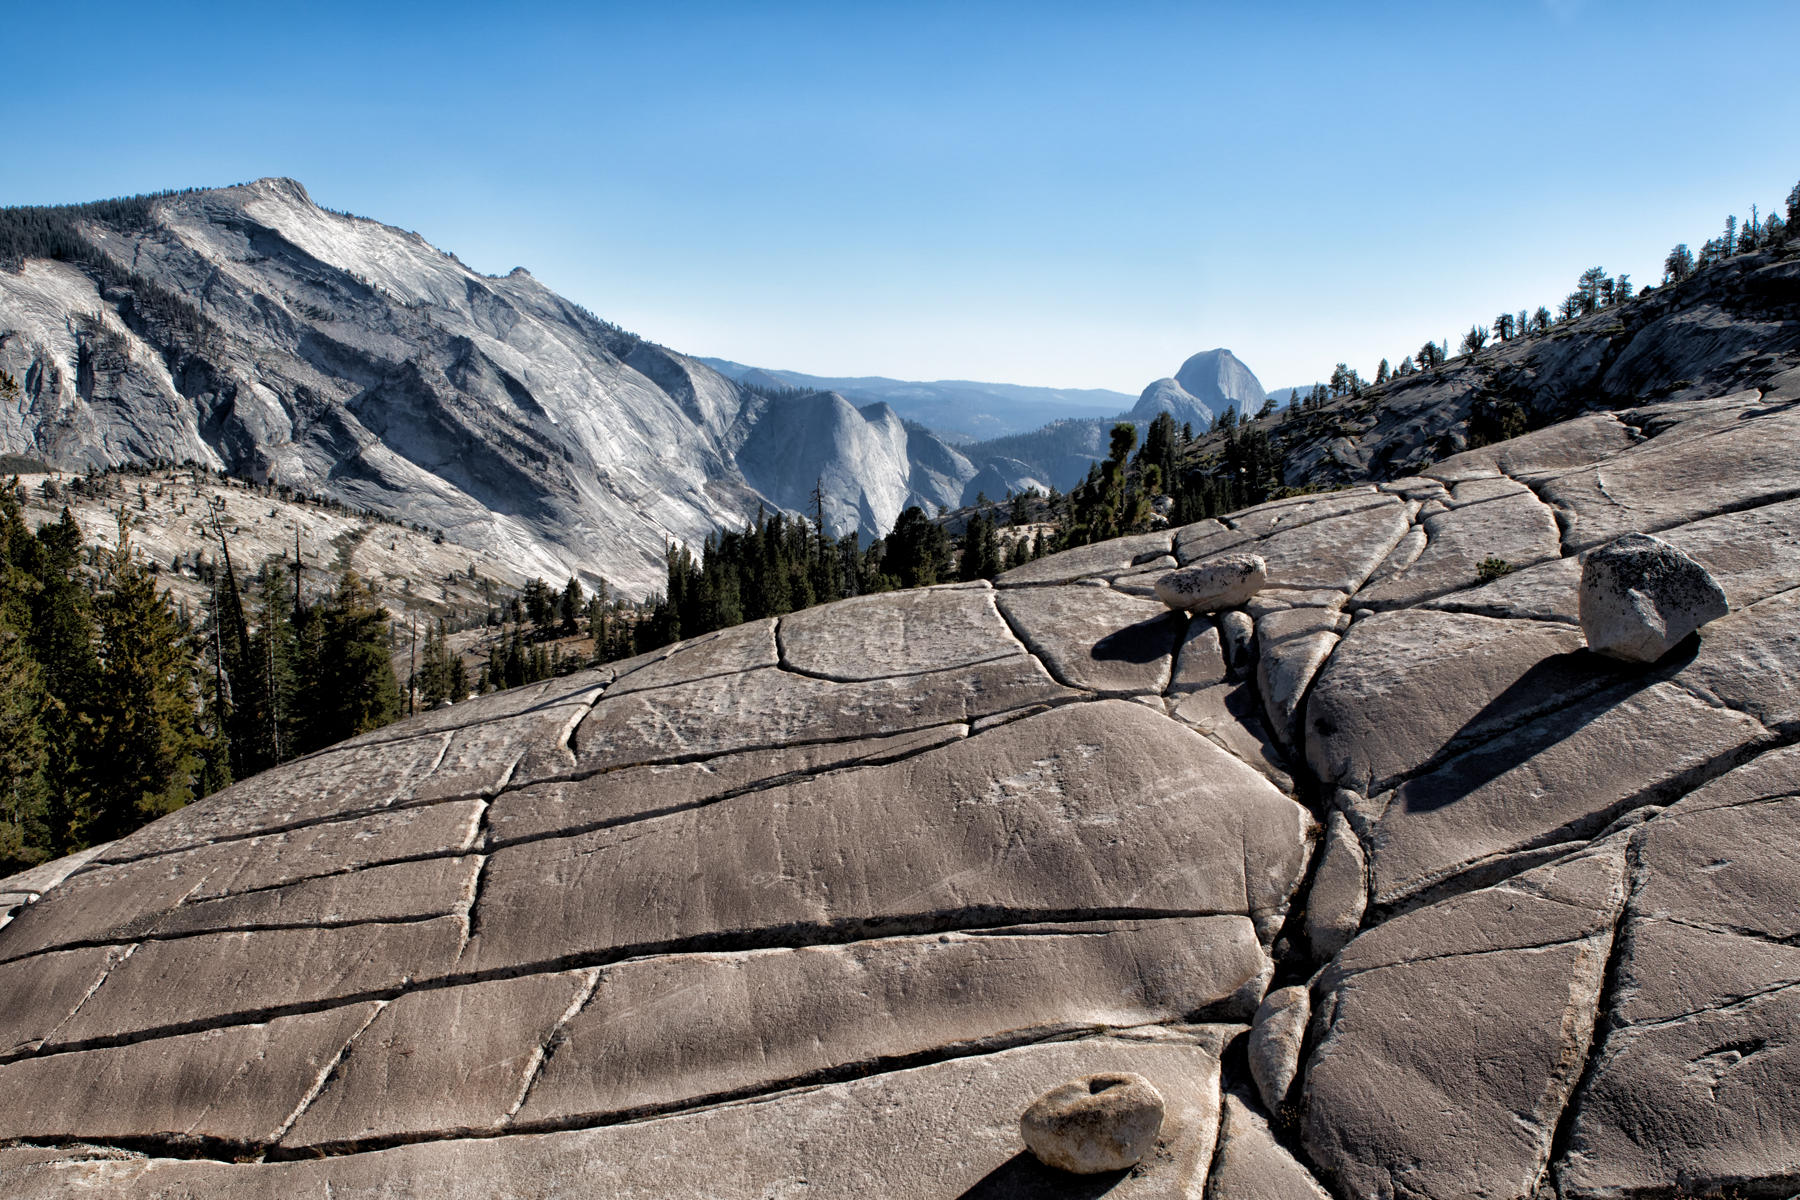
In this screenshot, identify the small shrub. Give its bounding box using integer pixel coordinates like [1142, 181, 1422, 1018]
[1477, 557, 1515, 584]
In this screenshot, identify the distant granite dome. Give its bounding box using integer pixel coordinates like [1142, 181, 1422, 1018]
[1130, 349, 1267, 430]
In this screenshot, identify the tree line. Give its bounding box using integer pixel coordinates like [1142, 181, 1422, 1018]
[0, 482, 405, 875]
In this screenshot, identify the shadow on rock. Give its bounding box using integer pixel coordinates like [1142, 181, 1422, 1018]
[956, 1152, 1132, 1200]
[1090, 614, 1183, 665]
[1403, 637, 1701, 813]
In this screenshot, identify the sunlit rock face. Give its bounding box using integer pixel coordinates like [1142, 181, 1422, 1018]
[4, 388, 1800, 1197]
[0, 178, 976, 596]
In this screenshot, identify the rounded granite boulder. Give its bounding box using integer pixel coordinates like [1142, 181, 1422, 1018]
[1155, 554, 1268, 612]
[1578, 532, 1728, 662]
[1020, 1071, 1166, 1173]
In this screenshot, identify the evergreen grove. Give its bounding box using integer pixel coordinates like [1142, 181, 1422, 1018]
[0, 483, 403, 875]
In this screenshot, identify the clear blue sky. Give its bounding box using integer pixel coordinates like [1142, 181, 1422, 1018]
[4, 1, 1797, 393]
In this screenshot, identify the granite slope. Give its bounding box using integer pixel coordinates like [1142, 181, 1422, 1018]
[3, 384, 1800, 1197]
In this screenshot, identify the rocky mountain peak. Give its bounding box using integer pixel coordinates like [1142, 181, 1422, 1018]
[0, 180, 978, 595]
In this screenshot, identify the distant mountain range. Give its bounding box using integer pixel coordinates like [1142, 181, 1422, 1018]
[698, 360, 1134, 444]
[711, 348, 1275, 499]
[0, 177, 1279, 594]
[0, 180, 996, 595]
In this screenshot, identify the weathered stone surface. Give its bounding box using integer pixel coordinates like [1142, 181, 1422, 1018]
[1305, 811, 1368, 960]
[1537, 398, 1800, 551]
[469, 703, 1313, 976]
[340, 670, 609, 747]
[1561, 980, 1800, 1200]
[1154, 554, 1267, 612]
[1426, 412, 1638, 483]
[1225, 487, 1385, 540]
[488, 725, 965, 846]
[1358, 489, 1562, 610]
[1168, 616, 1228, 695]
[1672, 587, 1800, 733]
[1250, 985, 1309, 1112]
[1021, 1071, 1165, 1173]
[0, 805, 483, 962]
[1219, 608, 1256, 673]
[1175, 516, 1256, 562]
[1560, 786, 1800, 1197]
[0, 1003, 379, 1145]
[1579, 532, 1730, 662]
[1171, 682, 1296, 794]
[1203, 495, 1411, 595]
[8, 1030, 1231, 1199]
[1365, 679, 1765, 906]
[778, 585, 1017, 680]
[93, 733, 456, 863]
[285, 971, 595, 1148]
[6, 392, 1799, 1197]
[1419, 554, 1581, 623]
[521, 918, 1266, 1128]
[0, 843, 111, 899]
[602, 619, 778, 695]
[1305, 846, 1627, 1200]
[1208, 1092, 1334, 1200]
[996, 585, 1182, 696]
[50, 918, 466, 1049]
[572, 654, 1076, 771]
[1256, 612, 1340, 747]
[1302, 609, 1595, 795]
[0, 943, 134, 1056]
[995, 529, 1173, 586]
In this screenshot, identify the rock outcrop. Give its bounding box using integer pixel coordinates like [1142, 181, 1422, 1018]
[3, 385, 1799, 1197]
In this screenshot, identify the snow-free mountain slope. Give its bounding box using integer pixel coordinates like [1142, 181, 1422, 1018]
[0, 179, 972, 595]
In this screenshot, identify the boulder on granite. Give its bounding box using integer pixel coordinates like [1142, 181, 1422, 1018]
[1579, 532, 1729, 662]
[1154, 554, 1268, 612]
[1021, 1071, 1166, 1174]
[1250, 985, 1310, 1112]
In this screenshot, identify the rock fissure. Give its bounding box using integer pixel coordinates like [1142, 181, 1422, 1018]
[482, 722, 975, 851]
[0, 905, 1241, 1066]
[1540, 845, 1635, 1198]
[269, 1000, 388, 1145]
[500, 968, 602, 1125]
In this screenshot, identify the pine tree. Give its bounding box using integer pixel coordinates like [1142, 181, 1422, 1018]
[0, 614, 49, 871]
[295, 572, 400, 751]
[82, 515, 202, 844]
[559, 578, 584, 635]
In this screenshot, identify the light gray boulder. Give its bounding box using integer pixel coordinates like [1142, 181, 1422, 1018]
[1021, 1071, 1166, 1173]
[1305, 811, 1368, 960]
[1249, 985, 1310, 1112]
[1153, 553, 1268, 612]
[1579, 532, 1729, 662]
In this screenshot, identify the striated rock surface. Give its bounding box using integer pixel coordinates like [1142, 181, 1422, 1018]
[4, 388, 1800, 1197]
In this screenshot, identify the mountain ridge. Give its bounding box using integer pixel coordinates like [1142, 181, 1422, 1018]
[0, 178, 982, 596]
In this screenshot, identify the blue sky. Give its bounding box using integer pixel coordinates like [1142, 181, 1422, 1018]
[4, 1, 1797, 392]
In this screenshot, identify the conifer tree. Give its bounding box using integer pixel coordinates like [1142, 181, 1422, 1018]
[83, 515, 202, 844]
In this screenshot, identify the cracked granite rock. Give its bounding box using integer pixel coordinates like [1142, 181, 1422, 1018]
[3, 389, 1800, 1197]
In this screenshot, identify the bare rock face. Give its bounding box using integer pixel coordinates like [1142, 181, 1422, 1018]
[1154, 553, 1268, 612]
[1249, 985, 1310, 1112]
[5, 389, 1800, 1198]
[1579, 532, 1729, 662]
[1020, 1072, 1166, 1174]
